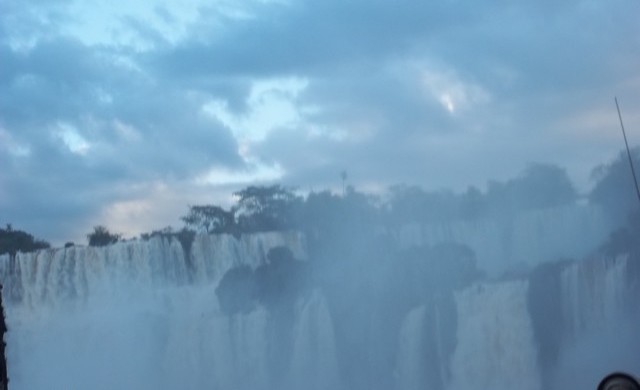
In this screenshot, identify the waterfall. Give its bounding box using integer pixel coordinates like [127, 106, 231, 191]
[561, 255, 629, 337]
[395, 306, 429, 390]
[396, 204, 610, 276]
[0, 232, 340, 390]
[1, 228, 638, 390]
[394, 301, 454, 390]
[448, 281, 540, 390]
[285, 290, 341, 390]
[552, 255, 640, 389]
[393, 255, 639, 390]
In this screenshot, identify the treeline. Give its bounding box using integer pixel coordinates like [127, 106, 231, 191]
[2, 149, 639, 256]
[72, 162, 590, 251]
[0, 224, 50, 258]
[178, 163, 579, 237]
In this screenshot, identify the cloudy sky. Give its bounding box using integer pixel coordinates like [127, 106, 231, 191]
[1, 0, 639, 245]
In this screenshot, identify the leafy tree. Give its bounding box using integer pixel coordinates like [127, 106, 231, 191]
[215, 247, 309, 315]
[590, 148, 640, 223]
[254, 246, 309, 308]
[300, 187, 380, 261]
[87, 225, 121, 247]
[234, 185, 301, 232]
[598, 210, 640, 257]
[486, 163, 577, 213]
[511, 164, 576, 209]
[181, 205, 235, 234]
[216, 265, 256, 315]
[140, 226, 174, 240]
[0, 224, 50, 257]
[301, 190, 343, 232]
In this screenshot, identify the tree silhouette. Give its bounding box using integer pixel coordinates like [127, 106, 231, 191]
[181, 205, 235, 233]
[0, 225, 50, 257]
[87, 225, 121, 247]
[234, 185, 300, 231]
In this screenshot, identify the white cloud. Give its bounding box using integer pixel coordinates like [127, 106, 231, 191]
[99, 181, 183, 239]
[420, 66, 491, 115]
[55, 122, 91, 155]
[3, 0, 640, 243]
[203, 76, 308, 143]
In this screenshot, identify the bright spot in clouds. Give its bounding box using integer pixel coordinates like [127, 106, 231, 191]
[56, 123, 91, 155]
[2, 0, 639, 244]
[420, 66, 490, 114]
[441, 94, 455, 113]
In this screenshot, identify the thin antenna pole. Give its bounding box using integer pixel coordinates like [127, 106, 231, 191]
[615, 97, 640, 204]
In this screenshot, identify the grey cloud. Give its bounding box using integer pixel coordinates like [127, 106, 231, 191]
[150, 0, 478, 81]
[148, 0, 639, 145]
[156, 0, 637, 124]
[2, 0, 639, 243]
[1, 36, 243, 171]
[0, 32, 244, 241]
[301, 65, 457, 136]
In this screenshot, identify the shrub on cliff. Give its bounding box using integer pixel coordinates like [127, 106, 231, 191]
[87, 225, 121, 247]
[216, 265, 257, 315]
[216, 246, 310, 315]
[255, 247, 310, 309]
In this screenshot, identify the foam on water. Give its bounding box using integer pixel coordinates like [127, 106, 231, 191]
[0, 232, 335, 390]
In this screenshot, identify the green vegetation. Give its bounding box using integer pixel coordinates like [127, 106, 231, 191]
[181, 206, 235, 234]
[2, 159, 628, 255]
[215, 247, 309, 315]
[87, 225, 122, 247]
[254, 247, 309, 309]
[590, 147, 640, 223]
[216, 265, 256, 315]
[234, 185, 302, 232]
[0, 224, 50, 258]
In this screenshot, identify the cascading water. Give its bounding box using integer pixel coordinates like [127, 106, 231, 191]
[394, 306, 437, 390]
[0, 232, 340, 390]
[447, 280, 541, 390]
[395, 306, 429, 390]
[561, 255, 629, 337]
[552, 255, 640, 389]
[394, 300, 455, 390]
[285, 291, 341, 390]
[1, 225, 637, 390]
[394, 254, 639, 390]
[396, 204, 610, 276]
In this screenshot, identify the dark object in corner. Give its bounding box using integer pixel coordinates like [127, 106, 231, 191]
[0, 284, 8, 390]
[598, 372, 640, 390]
